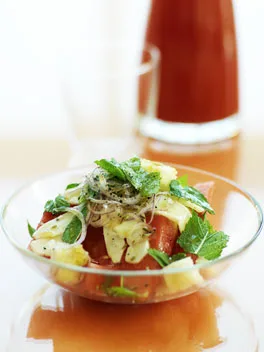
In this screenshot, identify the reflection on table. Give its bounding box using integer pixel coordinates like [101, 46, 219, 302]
[7, 285, 257, 352]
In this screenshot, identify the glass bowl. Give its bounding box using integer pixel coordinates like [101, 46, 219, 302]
[1, 165, 263, 304]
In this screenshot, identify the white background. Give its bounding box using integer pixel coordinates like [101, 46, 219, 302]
[0, 0, 263, 141]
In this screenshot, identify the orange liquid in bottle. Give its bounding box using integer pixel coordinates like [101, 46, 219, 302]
[146, 0, 238, 123]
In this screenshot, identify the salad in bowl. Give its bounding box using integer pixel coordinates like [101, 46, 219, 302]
[1, 157, 262, 303]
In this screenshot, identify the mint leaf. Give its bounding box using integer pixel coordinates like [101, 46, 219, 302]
[62, 204, 87, 244]
[177, 212, 229, 260]
[120, 163, 143, 190]
[81, 204, 88, 219]
[44, 200, 55, 213]
[204, 215, 215, 233]
[148, 249, 186, 267]
[66, 183, 80, 190]
[44, 195, 70, 214]
[140, 172, 161, 197]
[170, 180, 214, 214]
[106, 286, 138, 298]
[79, 184, 98, 203]
[95, 159, 126, 181]
[122, 156, 141, 171]
[148, 248, 170, 267]
[120, 165, 160, 197]
[96, 157, 144, 190]
[27, 221, 35, 237]
[176, 175, 188, 187]
[54, 195, 70, 209]
[171, 253, 187, 261]
[95, 157, 160, 197]
[198, 231, 229, 260]
[62, 216, 82, 244]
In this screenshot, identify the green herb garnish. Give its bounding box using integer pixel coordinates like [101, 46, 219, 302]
[170, 180, 214, 214]
[148, 248, 187, 268]
[78, 184, 98, 203]
[120, 163, 143, 190]
[123, 156, 141, 171]
[140, 172, 161, 197]
[102, 274, 138, 298]
[170, 253, 187, 261]
[176, 175, 188, 187]
[27, 221, 36, 237]
[95, 157, 161, 197]
[177, 211, 229, 260]
[95, 158, 127, 181]
[44, 195, 70, 214]
[106, 286, 138, 298]
[62, 205, 87, 244]
[148, 248, 170, 267]
[65, 183, 80, 190]
[81, 203, 88, 219]
[62, 216, 82, 244]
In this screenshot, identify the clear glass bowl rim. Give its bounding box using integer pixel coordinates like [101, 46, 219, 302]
[1, 163, 263, 277]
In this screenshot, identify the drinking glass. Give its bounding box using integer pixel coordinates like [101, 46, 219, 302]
[59, 43, 160, 166]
